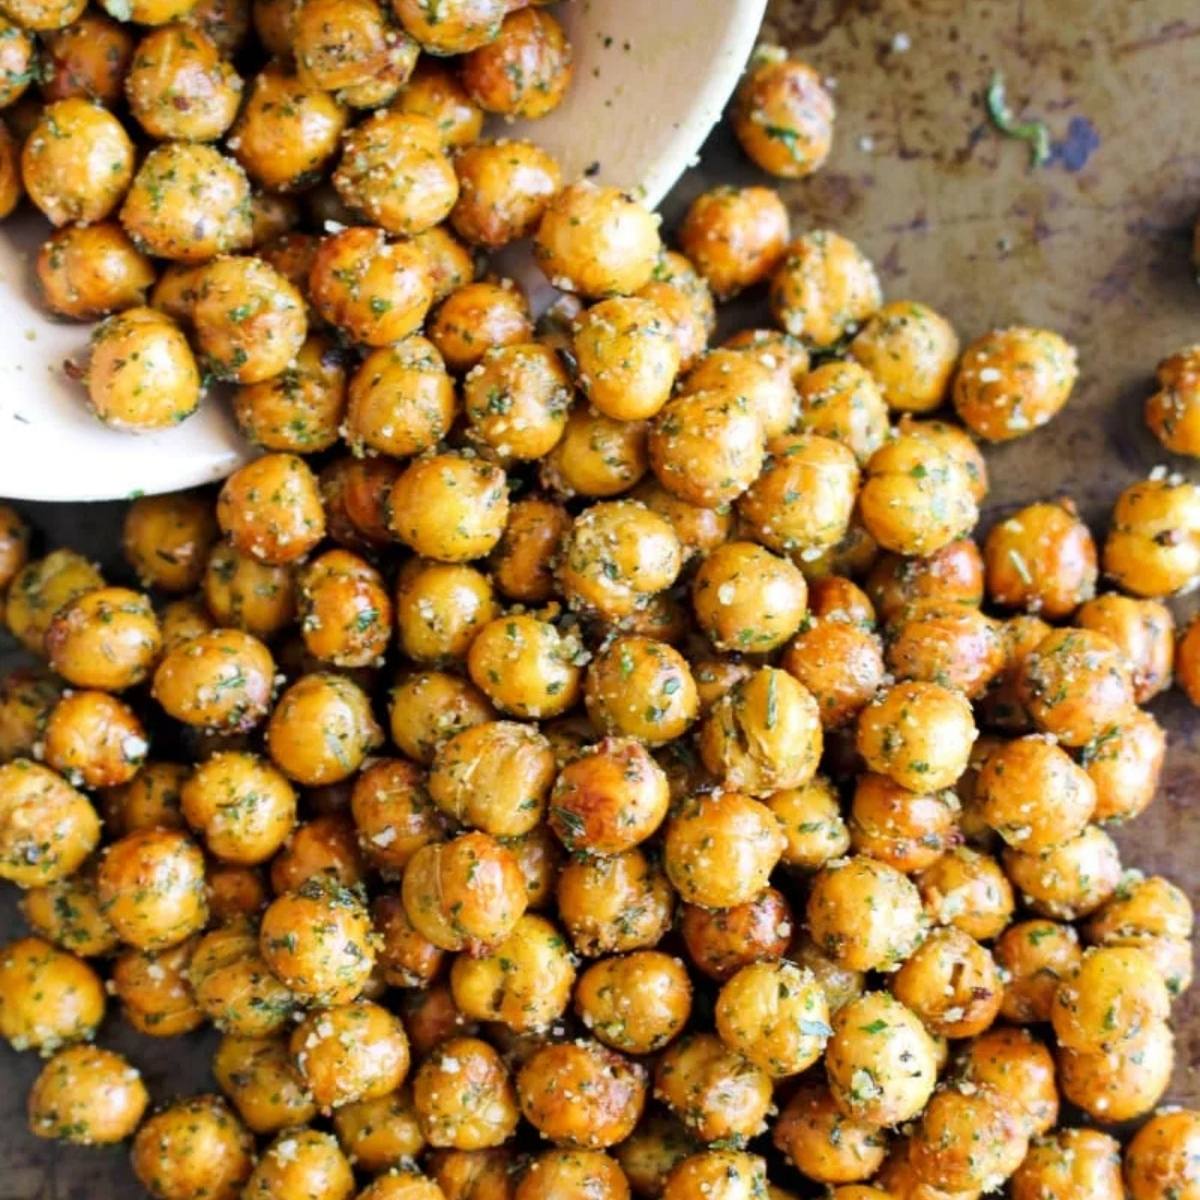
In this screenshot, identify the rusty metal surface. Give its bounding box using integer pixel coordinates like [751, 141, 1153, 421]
[3, 0, 1200, 1195]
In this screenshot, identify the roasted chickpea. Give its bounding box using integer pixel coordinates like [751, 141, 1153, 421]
[466, 614, 582, 720]
[782, 618, 885, 734]
[217, 455, 324, 568]
[159, 597, 215, 650]
[1058, 1020, 1174, 1124]
[1086, 874, 1194, 996]
[844, 301, 957, 413]
[681, 347, 796, 439]
[665, 1150, 771, 1200]
[761, 776, 847, 868]
[0, 13, 32, 106]
[557, 848, 673, 957]
[613, 1113, 697, 1197]
[447, 139, 559, 250]
[569, 950, 689, 1056]
[42, 689, 147, 789]
[0, 671, 60, 768]
[774, 1080, 887, 1185]
[369, 893, 444, 988]
[27, 1043, 147, 1147]
[428, 281, 532, 377]
[1005, 823, 1122, 920]
[201, 542, 296, 639]
[954, 325, 1078, 441]
[43, 586, 159, 692]
[541, 403, 649, 498]
[213, 1035, 317, 1135]
[389, 671, 495, 766]
[100, 761, 184, 839]
[1124, 1108, 1200, 1200]
[112, 938, 202, 1035]
[995, 918, 1082, 1023]
[206, 863, 269, 923]
[295, 549, 390, 668]
[482, 495, 567, 605]
[85, 306, 201, 431]
[860, 435, 979, 559]
[121, 141, 252, 261]
[770, 230, 880, 348]
[691, 542, 806, 653]
[678, 887, 790, 983]
[19, 866, 117, 956]
[909, 1084, 1028, 1194]
[890, 925, 1000, 1038]
[652, 1032, 769, 1144]
[242, 1127, 354, 1200]
[391, 0, 504, 53]
[1076, 594, 1172, 703]
[413, 1036, 518, 1150]
[394, 57, 482, 147]
[330, 1087, 424, 1173]
[677, 186, 788, 299]
[958, 1024, 1058, 1135]
[535, 182, 661, 299]
[512, 1149, 626, 1200]
[461, 342, 570, 461]
[1145, 344, 1200, 456]
[866, 539, 983, 627]
[38, 11, 131, 100]
[0, 935, 103, 1054]
[180, 751, 295, 865]
[733, 46, 834, 176]
[917, 845, 1013, 940]
[635, 250, 715, 372]
[36, 221, 154, 322]
[290, 0, 413, 100]
[269, 812, 366, 892]
[848, 773, 958, 874]
[267, 672, 382, 786]
[347, 759, 441, 873]
[189, 924, 294, 1035]
[132, 1096, 254, 1200]
[1012, 1127, 1123, 1200]
[583, 636, 698, 746]
[459, 5, 570, 116]
[400, 979, 474, 1056]
[183, 0, 249, 57]
[121, 492, 216, 595]
[1105, 475, 1200, 597]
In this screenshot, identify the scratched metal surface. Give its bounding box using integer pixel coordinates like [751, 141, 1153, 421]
[3, 0, 1200, 1196]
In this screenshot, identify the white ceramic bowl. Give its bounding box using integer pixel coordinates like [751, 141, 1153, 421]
[0, 0, 766, 502]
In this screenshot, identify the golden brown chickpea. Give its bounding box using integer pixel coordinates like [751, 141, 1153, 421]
[1058, 1020, 1174, 1124]
[207, 862, 269, 923]
[149, 261, 205, 326]
[890, 925, 1000, 1038]
[428, 281, 533, 377]
[897, 416, 990, 505]
[1051, 943, 1170, 1054]
[358, 1171, 458, 1200]
[429, 720, 551, 838]
[124, 23, 240, 141]
[0, 668, 59, 762]
[112, 937, 202, 1035]
[132, 1096, 254, 1200]
[85, 306, 201, 431]
[394, 58, 483, 148]
[613, 1113, 696, 1198]
[0, 14, 32, 106]
[860, 436, 979, 559]
[781, 617, 886, 732]
[270, 812, 366, 893]
[416, 224, 477, 305]
[290, 999, 409, 1111]
[535, 182, 661, 299]
[807, 855, 927, 972]
[557, 848, 673, 958]
[267, 673, 382, 786]
[413, 1036, 519, 1150]
[484, 495, 567, 604]
[885, 606, 1005, 701]
[733, 46, 834, 177]
[1106, 475, 1200, 596]
[371, 891, 445, 987]
[297, 549, 390, 668]
[995, 918, 1082, 1023]
[331, 1086, 424, 1173]
[260, 877, 374, 1005]
[954, 325, 1077, 442]
[1124, 1108, 1200, 1200]
[389, 453, 508, 563]
[541, 402, 649, 497]
[678, 187, 788, 300]
[122, 492, 216, 595]
[503, 823, 561, 912]
[101, 760, 187, 837]
[395, 982, 475, 1056]
[37, 222, 154, 321]
[866, 540, 983, 628]
[1076, 594, 1173, 702]
[627, 482, 726, 566]
[309, 226, 432, 346]
[584, 636, 698, 746]
[389, 671, 495, 766]
[392, 0, 504, 53]
[0, 934, 101, 1055]
[202, 541, 296, 640]
[154, 627, 275, 731]
[774, 1080, 887, 1185]
[333, 111, 455, 236]
[679, 886, 791, 981]
[1146, 344, 1200, 455]
[463, 341, 571, 461]
[692, 542, 807, 653]
[1085, 874, 1194, 978]
[873, 1141, 972, 1200]
[1005, 823, 1122, 920]
[460, 5, 570, 117]
[668, 1150, 774, 1200]
[42, 690, 147, 789]
[243, 1127, 354, 1200]
[848, 773, 958, 875]
[958, 1024, 1058, 1135]
[217, 452, 325, 566]
[451, 911, 574, 1032]
[449, 139, 560, 249]
[189, 924, 294, 1035]
[635, 251, 714, 373]
[653, 1032, 769, 1143]
[846, 300, 957, 413]
[826, 991, 939, 1126]
[467, 614, 582, 720]
[181, 751, 296, 865]
[351, 762, 443, 875]
[513, 1149, 626, 1200]
[28, 1043, 147, 1146]
[770, 230, 880, 348]
[122, 142, 252, 261]
[984, 498, 1097, 618]
[761, 776, 847, 868]
[39, 10, 131, 100]
[571, 950, 689, 1055]
[1011, 1127, 1123, 1200]
[43, 586, 159, 692]
[917, 845, 1013, 940]
[183, 0, 249, 53]
[19, 866, 117, 956]
[214, 1034, 318, 1135]
[291, 0, 411, 96]
[680, 347, 795, 439]
[910, 1084, 1028, 1194]
[20, 97, 132, 226]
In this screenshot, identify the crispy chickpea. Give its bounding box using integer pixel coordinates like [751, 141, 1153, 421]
[309, 226, 432, 345]
[984, 499, 1097, 618]
[466, 614, 581, 720]
[770, 230, 880, 348]
[372, 892, 445, 987]
[557, 848, 673, 957]
[85, 306, 201, 431]
[1058, 1020, 1174, 1123]
[995, 919, 1082, 1023]
[679, 886, 792, 982]
[42, 690, 147, 789]
[826, 991, 939, 1125]
[1076, 594, 1173, 702]
[413, 1036, 518, 1150]
[535, 182, 661, 299]
[1124, 1109, 1200, 1200]
[1005, 824, 1122, 920]
[181, 751, 296, 865]
[867, 540, 983, 627]
[765, 775, 850, 868]
[217, 453, 324, 566]
[290, 1000, 409, 1111]
[0, 670, 60, 765]
[541, 403, 648, 498]
[267, 673, 382, 786]
[389, 671, 495, 765]
[21, 98, 132, 226]
[97, 829, 206, 950]
[807, 855, 926, 972]
[910, 1084, 1028, 1194]
[1085, 874, 1194, 993]
[514, 1149, 627, 1200]
[159, 597, 216, 650]
[243, 1128, 354, 1200]
[1016, 627, 1135, 746]
[917, 845, 1013, 940]
[0, 935, 103, 1053]
[886, 606, 1005, 700]
[584, 636, 698, 746]
[392, 0, 504, 53]
[291, 0, 411, 96]
[678, 186, 789, 300]
[349, 758, 443, 872]
[897, 416, 990, 505]
[614, 1113, 696, 1197]
[959, 1024, 1058, 1135]
[101, 759, 186, 836]
[846, 300, 958, 413]
[27, 1043, 147, 1147]
[260, 878, 374, 1005]
[848, 773, 958, 874]
[43, 586, 160, 692]
[295, 549, 389, 668]
[571, 950, 689, 1055]
[132, 1096, 254, 1200]
[654, 1032, 770, 1143]
[401, 978, 472, 1056]
[451, 911, 574, 1032]
[37, 222, 154, 321]
[627, 484, 726, 568]
[460, 6, 570, 117]
[486, 495, 568, 604]
[1012, 1127, 1123, 1200]
[691, 542, 806, 653]
[860, 435, 979, 558]
[1051, 944, 1170, 1053]
[976, 734, 1095, 852]
[0, 13, 32, 106]
[19, 867, 117, 956]
[733, 47, 833, 177]
[463, 342, 571, 461]
[954, 325, 1077, 441]
[189, 924, 294, 1035]
[122, 492, 216, 594]
[270, 812, 366, 892]
[637, 250, 715, 372]
[682, 348, 796, 440]
[503, 823, 561, 912]
[214, 1035, 317, 1135]
[388, 453, 507, 563]
[394, 58, 483, 147]
[663, 790, 784, 909]
[890, 925, 1000, 1038]
[206, 863, 269, 923]
[774, 1080, 887, 1184]
[121, 142, 252, 261]
[331, 1087, 424, 1173]
[112, 938, 202, 1035]
[1106, 476, 1200, 597]
[429, 281, 532, 376]
[780, 618, 884, 733]
[149, 261, 205, 325]
[203, 541, 296, 639]
[667, 1150, 772, 1200]
[1146, 344, 1200, 455]
[39, 11, 131, 100]
[449, 139, 560, 249]
[402, 830, 525, 954]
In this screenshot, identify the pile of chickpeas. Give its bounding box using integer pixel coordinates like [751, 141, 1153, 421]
[0, 0, 1198, 1195]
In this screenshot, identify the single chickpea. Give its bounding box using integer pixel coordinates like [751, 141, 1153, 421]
[679, 887, 793, 982]
[849, 300, 959, 413]
[466, 614, 583, 720]
[540, 403, 649, 498]
[770, 230, 881, 348]
[42, 689, 148, 789]
[917, 845, 1015, 940]
[678, 186, 790, 299]
[131, 1096, 254, 1200]
[796, 362, 889, 464]
[460, 6, 571, 118]
[1003, 824, 1123, 920]
[266, 672, 382, 786]
[45, 586, 161, 691]
[848, 773, 959, 874]
[994, 918, 1083, 1023]
[733, 47, 834, 177]
[556, 848, 674, 958]
[1103, 475, 1200, 597]
[413, 1036, 519, 1150]
[1077, 593, 1174, 703]
[181, 751, 296, 865]
[28, 1044, 148, 1145]
[654, 1032, 771, 1143]
[773, 1080, 887, 1185]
